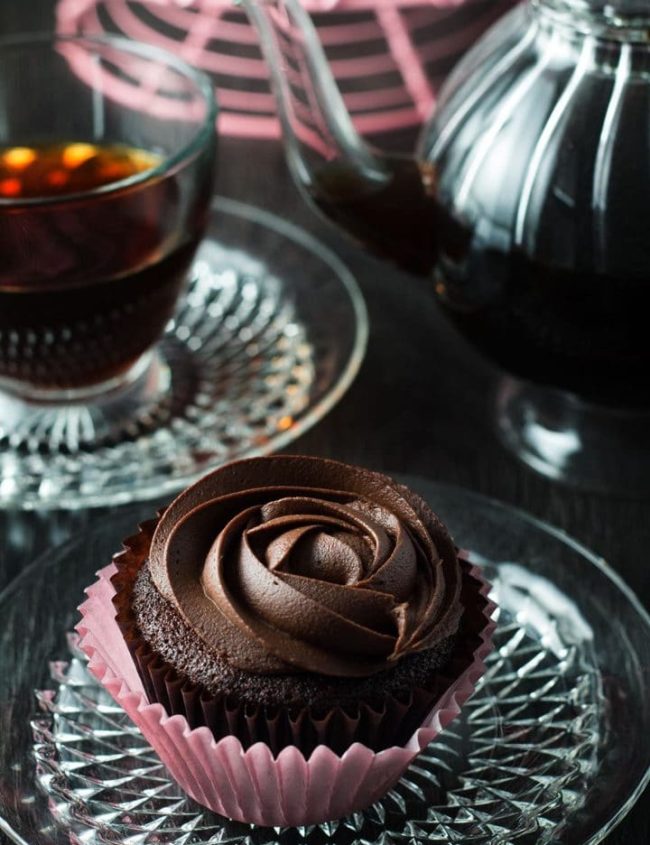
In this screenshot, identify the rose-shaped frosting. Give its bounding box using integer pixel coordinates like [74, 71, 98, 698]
[147, 456, 463, 678]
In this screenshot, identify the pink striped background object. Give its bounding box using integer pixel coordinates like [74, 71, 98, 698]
[56, 0, 515, 139]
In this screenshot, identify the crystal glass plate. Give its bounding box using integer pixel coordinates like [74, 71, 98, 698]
[0, 480, 647, 844]
[0, 197, 367, 510]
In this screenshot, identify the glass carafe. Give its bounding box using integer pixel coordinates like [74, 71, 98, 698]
[417, 0, 650, 488]
[245, 0, 650, 491]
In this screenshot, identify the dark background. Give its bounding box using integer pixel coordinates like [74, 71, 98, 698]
[0, 1, 647, 843]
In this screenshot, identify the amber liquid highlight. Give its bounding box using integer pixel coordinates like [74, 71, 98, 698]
[0, 141, 207, 390]
[0, 141, 160, 199]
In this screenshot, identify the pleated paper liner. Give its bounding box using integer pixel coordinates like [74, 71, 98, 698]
[77, 525, 494, 825]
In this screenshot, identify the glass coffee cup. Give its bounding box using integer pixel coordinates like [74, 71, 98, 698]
[0, 34, 216, 443]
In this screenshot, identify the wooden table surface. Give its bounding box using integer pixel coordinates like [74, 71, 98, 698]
[0, 2, 648, 843]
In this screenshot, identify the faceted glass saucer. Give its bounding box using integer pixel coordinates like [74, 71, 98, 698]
[0, 480, 647, 844]
[0, 197, 367, 509]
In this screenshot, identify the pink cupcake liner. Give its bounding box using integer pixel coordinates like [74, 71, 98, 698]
[76, 560, 495, 827]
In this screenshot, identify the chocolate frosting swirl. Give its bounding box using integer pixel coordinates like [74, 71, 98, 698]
[148, 456, 463, 678]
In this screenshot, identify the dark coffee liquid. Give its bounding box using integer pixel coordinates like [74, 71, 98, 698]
[0, 142, 206, 390]
[440, 251, 650, 407]
[310, 157, 650, 407]
[309, 157, 446, 277]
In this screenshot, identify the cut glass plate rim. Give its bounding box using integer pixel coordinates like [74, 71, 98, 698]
[0, 480, 648, 845]
[398, 476, 650, 845]
[189, 196, 369, 463]
[203, 198, 369, 451]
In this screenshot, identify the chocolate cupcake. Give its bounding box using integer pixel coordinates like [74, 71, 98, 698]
[110, 456, 483, 756]
[79, 455, 494, 825]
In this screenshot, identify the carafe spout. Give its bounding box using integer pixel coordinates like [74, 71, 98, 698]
[242, 0, 442, 275]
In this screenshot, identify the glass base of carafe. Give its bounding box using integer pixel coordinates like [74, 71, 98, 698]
[496, 375, 650, 494]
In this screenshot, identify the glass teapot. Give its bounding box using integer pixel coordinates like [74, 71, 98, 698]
[244, 0, 650, 487]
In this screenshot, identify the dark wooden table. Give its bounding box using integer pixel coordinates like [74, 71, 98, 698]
[0, 2, 648, 843]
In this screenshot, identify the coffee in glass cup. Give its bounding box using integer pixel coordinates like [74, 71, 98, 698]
[0, 34, 216, 400]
